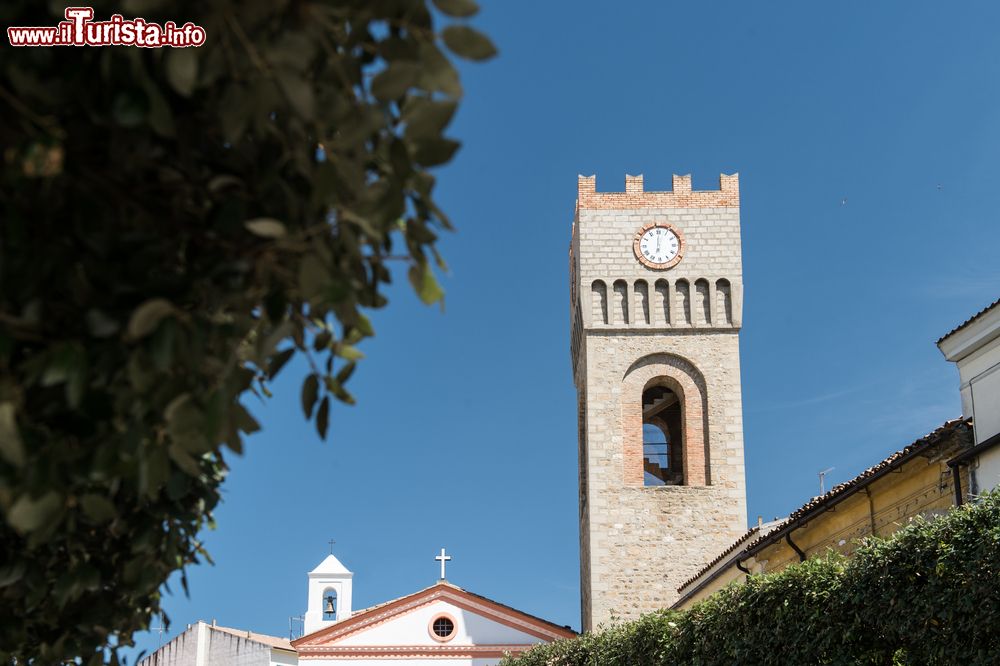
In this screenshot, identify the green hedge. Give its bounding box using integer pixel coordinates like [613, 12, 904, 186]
[505, 490, 1000, 666]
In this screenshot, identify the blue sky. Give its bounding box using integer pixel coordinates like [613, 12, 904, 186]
[132, 0, 1000, 656]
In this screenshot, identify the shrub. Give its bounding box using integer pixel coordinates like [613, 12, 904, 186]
[504, 490, 1000, 666]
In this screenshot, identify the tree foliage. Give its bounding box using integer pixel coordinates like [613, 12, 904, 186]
[0, 0, 494, 662]
[503, 491, 1000, 666]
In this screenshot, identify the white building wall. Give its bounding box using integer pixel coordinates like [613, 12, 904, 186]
[270, 650, 298, 666]
[970, 360, 1000, 494]
[204, 629, 272, 666]
[139, 623, 291, 666]
[335, 600, 541, 647]
[939, 301, 1000, 495]
[976, 447, 1000, 495]
[968, 362, 1000, 443]
[307, 658, 503, 666]
[139, 623, 204, 666]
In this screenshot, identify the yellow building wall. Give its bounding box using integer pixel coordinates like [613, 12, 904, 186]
[677, 453, 968, 608]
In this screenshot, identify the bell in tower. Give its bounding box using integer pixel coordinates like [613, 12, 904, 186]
[323, 592, 337, 620]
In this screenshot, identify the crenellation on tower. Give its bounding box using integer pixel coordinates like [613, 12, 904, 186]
[671, 174, 692, 194]
[570, 170, 748, 631]
[576, 172, 739, 209]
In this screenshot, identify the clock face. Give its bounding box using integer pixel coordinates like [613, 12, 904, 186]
[634, 223, 684, 269]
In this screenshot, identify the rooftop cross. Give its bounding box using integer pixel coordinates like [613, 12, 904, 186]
[435, 547, 452, 580]
[151, 619, 165, 647]
[328, 539, 336, 554]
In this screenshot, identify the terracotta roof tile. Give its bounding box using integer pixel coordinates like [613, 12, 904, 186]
[676, 526, 760, 593]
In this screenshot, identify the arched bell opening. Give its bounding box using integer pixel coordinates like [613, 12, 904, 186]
[322, 588, 338, 621]
[642, 385, 684, 486]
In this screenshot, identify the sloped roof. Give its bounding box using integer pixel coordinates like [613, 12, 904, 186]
[677, 527, 759, 594]
[674, 417, 972, 602]
[309, 553, 352, 576]
[209, 624, 294, 651]
[937, 297, 1000, 344]
[292, 580, 575, 650]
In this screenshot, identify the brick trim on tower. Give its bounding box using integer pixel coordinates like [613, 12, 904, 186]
[622, 353, 709, 486]
[578, 173, 739, 209]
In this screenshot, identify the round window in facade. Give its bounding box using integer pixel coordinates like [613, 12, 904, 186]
[428, 613, 457, 642]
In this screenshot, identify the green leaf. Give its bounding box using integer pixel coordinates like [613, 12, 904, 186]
[0, 402, 26, 467]
[233, 403, 261, 435]
[40, 344, 87, 408]
[408, 263, 445, 305]
[432, 0, 480, 17]
[80, 494, 117, 523]
[126, 299, 177, 341]
[411, 138, 461, 167]
[150, 318, 177, 372]
[144, 80, 176, 137]
[8, 491, 63, 533]
[165, 393, 210, 454]
[316, 396, 330, 439]
[166, 48, 199, 97]
[141, 446, 170, 497]
[208, 174, 243, 193]
[112, 90, 149, 127]
[0, 561, 26, 588]
[220, 84, 251, 143]
[336, 361, 357, 385]
[301, 374, 319, 419]
[86, 309, 119, 338]
[441, 25, 497, 61]
[313, 330, 333, 351]
[265, 289, 288, 323]
[278, 73, 316, 119]
[418, 42, 463, 97]
[404, 99, 459, 141]
[245, 218, 287, 238]
[298, 254, 327, 300]
[355, 313, 375, 337]
[267, 347, 295, 379]
[372, 62, 422, 101]
[167, 443, 202, 477]
[337, 344, 365, 361]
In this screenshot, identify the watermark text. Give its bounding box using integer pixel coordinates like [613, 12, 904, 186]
[8, 7, 206, 47]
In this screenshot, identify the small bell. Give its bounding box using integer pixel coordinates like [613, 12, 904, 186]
[324, 596, 336, 615]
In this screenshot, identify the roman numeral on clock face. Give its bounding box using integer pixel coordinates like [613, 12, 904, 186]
[635, 224, 682, 268]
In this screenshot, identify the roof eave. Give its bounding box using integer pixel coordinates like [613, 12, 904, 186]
[677, 418, 970, 599]
[937, 298, 1000, 356]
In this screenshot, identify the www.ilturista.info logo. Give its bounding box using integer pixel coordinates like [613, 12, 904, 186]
[7, 7, 206, 47]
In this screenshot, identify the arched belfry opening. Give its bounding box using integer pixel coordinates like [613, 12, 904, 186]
[322, 587, 338, 621]
[642, 385, 684, 486]
[622, 357, 709, 488]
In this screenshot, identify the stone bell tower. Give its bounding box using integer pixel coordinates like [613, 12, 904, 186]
[569, 172, 748, 630]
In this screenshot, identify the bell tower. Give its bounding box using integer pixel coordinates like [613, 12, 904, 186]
[304, 551, 353, 635]
[569, 172, 748, 630]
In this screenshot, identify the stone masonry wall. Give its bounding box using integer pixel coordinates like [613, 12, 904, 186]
[571, 173, 748, 630]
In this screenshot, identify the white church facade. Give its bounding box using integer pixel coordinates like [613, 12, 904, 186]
[140, 550, 574, 666]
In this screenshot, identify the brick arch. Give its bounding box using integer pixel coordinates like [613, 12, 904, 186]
[622, 353, 709, 486]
